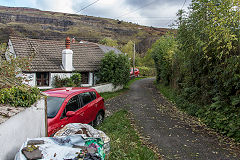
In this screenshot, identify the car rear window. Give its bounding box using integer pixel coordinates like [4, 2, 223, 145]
[47, 96, 65, 118]
[90, 92, 97, 100]
[81, 92, 93, 106]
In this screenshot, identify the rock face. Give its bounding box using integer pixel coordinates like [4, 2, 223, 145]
[0, 6, 170, 54]
[0, 12, 73, 27]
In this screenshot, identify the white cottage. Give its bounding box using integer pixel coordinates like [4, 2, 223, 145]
[5, 36, 112, 89]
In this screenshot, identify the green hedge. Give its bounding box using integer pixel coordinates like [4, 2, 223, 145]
[53, 73, 81, 88]
[151, 0, 240, 142]
[137, 66, 156, 77]
[0, 86, 41, 107]
[97, 51, 130, 86]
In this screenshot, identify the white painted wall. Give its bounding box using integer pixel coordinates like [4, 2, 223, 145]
[20, 72, 94, 89]
[88, 72, 93, 86]
[5, 39, 16, 60]
[0, 98, 46, 160]
[93, 83, 123, 93]
[22, 73, 36, 87]
[82, 72, 94, 87]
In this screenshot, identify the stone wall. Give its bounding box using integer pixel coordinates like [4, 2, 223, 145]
[93, 83, 123, 93]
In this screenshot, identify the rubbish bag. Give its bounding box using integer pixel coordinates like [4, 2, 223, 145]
[15, 123, 110, 160]
[54, 123, 110, 156]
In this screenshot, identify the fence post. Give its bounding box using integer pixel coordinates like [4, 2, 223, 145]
[44, 96, 48, 137]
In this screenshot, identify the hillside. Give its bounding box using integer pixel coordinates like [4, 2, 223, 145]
[0, 6, 171, 54]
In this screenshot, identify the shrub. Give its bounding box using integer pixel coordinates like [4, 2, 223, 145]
[99, 37, 118, 47]
[70, 73, 82, 87]
[97, 51, 130, 86]
[0, 86, 41, 107]
[153, 0, 240, 141]
[150, 34, 177, 85]
[137, 66, 156, 77]
[0, 43, 32, 89]
[53, 73, 82, 88]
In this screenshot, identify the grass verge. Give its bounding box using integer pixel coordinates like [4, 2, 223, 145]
[100, 77, 145, 100]
[98, 110, 158, 160]
[154, 82, 175, 103]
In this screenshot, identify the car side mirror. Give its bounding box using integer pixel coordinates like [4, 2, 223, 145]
[66, 111, 75, 117]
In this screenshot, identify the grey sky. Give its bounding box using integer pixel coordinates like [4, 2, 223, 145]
[0, 0, 192, 28]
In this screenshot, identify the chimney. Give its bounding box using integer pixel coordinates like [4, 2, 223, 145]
[72, 37, 75, 43]
[62, 37, 73, 71]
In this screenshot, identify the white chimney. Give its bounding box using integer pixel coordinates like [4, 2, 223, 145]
[62, 37, 73, 71]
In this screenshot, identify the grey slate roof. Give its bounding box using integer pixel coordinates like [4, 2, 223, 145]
[97, 44, 122, 55]
[10, 36, 105, 72]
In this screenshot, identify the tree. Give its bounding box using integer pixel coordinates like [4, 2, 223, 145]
[0, 43, 31, 89]
[169, 0, 240, 141]
[121, 40, 143, 67]
[97, 51, 130, 86]
[140, 50, 155, 68]
[99, 37, 118, 47]
[0, 43, 40, 107]
[150, 34, 177, 85]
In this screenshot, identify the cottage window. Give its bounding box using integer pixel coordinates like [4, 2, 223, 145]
[36, 72, 49, 86]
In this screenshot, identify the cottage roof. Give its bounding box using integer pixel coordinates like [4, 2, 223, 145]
[10, 36, 105, 72]
[97, 44, 122, 55]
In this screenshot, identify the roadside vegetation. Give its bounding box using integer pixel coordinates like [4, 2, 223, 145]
[151, 0, 240, 142]
[98, 110, 158, 160]
[52, 73, 82, 88]
[97, 51, 130, 86]
[99, 37, 156, 78]
[0, 43, 41, 107]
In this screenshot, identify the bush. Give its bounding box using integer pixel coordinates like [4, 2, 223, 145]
[137, 66, 156, 77]
[0, 43, 32, 89]
[70, 73, 82, 87]
[0, 86, 41, 107]
[152, 0, 240, 141]
[97, 51, 130, 86]
[150, 34, 177, 85]
[53, 73, 82, 88]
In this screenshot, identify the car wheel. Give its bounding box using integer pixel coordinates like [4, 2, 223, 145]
[93, 112, 104, 127]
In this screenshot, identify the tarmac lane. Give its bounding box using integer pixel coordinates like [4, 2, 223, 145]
[105, 78, 240, 160]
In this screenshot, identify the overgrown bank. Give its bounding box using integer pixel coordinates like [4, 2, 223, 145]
[150, 0, 240, 142]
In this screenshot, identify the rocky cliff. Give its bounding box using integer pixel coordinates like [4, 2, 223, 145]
[0, 6, 171, 54]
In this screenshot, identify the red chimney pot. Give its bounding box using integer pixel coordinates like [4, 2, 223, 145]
[65, 37, 70, 49]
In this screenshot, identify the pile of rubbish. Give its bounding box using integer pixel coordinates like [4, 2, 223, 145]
[15, 123, 110, 160]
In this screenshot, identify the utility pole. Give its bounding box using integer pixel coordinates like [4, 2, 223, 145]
[133, 42, 136, 78]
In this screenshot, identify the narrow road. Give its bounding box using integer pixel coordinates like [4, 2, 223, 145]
[105, 78, 240, 160]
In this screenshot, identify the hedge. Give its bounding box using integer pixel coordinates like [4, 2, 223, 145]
[0, 86, 41, 107]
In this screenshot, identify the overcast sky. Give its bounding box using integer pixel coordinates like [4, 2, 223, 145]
[0, 0, 191, 28]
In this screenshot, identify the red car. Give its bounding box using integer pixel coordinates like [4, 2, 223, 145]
[43, 87, 105, 137]
[130, 68, 140, 77]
